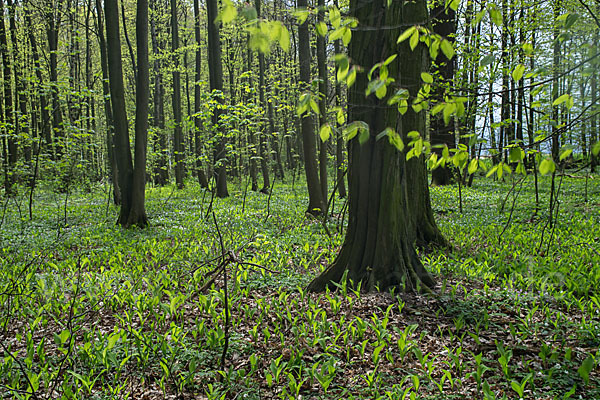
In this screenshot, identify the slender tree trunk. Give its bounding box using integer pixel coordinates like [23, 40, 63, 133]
[8, 0, 29, 166]
[193, 0, 209, 187]
[298, 0, 325, 215]
[430, 1, 456, 186]
[551, 0, 561, 163]
[516, 5, 525, 148]
[96, 0, 121, 204]
[105, 0, 135, 226]
[207, 0, 228, 197]
[317, 0, 328, 200]
[590, 23, 598, 171]
[309, 0, 437, 292]
[121, 0, 137, 83]
[26, 5, 51, 150]
[527, 11, 536, 171]
[499, 0, 510, 162]
[171, 0, 184, 188]
[246, 35, 258, 190]
[333, 11, 346, 198]
[47, 0, 65, 158]
[150, 0, 168, 185]
[0, 0, 16, 194]
[256, 0, 271, 193]
[130, 0, 150, 226]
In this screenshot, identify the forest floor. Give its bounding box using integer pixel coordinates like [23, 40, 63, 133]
[1, 171, 600, 399]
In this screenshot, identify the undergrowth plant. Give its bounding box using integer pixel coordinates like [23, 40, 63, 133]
[0, 173, 599, 399]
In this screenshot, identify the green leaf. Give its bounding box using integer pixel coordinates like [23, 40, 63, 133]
[559, 148, 573, 161]
[486, 165, 498, 178]
[219, 0, 237, 24]
[440, 39, 455, 60]
[330, 27, 345, 41]
[375, 83, 387, 99]
[366, 79, 385, 97]
[512, 64, 525, 82]
[279, 26, 290, 52]
[329, 6, 341, 28]
[347, 68, 357, 87]
[336, 107, 346, 125]
[316, 21, 328, 37]
[509, 147, 524, 163]
[578, 355, 595, 385]
[409, 30, 419, 50]
[59, 330, 70, 345]
[397, 26, 416, 44]
[384, 54, 397, 66]
[293, 9, 309, 25]
[593, 141, 600, 156]
[443, 103, 456, 125]
[564, 13, 579, 29]
[319, 124, 332, 142]
[358, 129, 370, 144]
[344, 121, 369, 142]
[421, 72, 433, 84]
[552, 93, 570, 107]
[309, 99, 320, 115]
[511, 380, 524, 397]
[488, 5, 502, 26]
[447, 0, 460, 11]
[468, 158, 478, 174]
[539, 158, 555, 175]
[398, 100, 408, 115]
[343, 28, 352, 46]
[388, 88, 409, 105]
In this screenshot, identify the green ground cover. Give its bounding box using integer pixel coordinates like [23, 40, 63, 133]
[1, 173, 599, 399]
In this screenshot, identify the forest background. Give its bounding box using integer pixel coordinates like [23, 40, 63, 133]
[0, 0, 600, 398]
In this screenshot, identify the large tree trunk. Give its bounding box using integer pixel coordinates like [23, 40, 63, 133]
[207, 0, 228, 197]
[308, 0, 437, 292]
[298, 0, 325, 215]
[429, 1, 456, 186]
[105, 0, 148, 228]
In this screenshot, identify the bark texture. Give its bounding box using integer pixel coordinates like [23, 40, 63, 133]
[308, 0, 439, 293]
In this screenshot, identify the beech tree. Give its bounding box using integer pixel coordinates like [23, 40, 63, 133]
[309, 0, 440, 292]
[298, 0, 325, 216]
[104, 0, 149, 227]
[207, 0, 228, 198]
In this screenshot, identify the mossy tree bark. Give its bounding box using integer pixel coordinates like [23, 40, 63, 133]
[308, 0, 441, 292]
